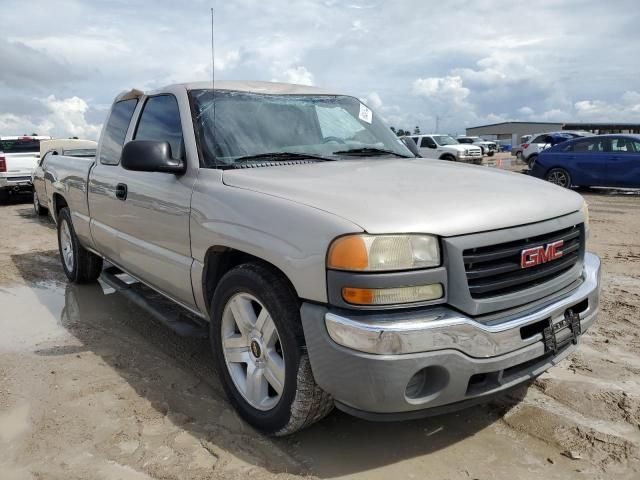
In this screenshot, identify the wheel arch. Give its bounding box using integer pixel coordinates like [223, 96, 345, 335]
[51, 193, 68, 223]
[201, 246, 299, 318]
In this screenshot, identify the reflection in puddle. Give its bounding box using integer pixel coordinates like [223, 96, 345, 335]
[0, 284, 67, 353]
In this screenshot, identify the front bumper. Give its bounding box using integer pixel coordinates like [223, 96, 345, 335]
[300, 252, 600, 417]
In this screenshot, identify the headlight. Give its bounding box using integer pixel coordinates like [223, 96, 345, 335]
[581, 200, 589, 226]
[327, 234, 440, 271]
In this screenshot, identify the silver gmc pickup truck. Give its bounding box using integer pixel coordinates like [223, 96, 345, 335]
[44, 81, 601, 436]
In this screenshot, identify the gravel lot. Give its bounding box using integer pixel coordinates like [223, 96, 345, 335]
[1, 177, 639, 480]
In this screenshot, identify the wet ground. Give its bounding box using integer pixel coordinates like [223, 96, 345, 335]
[1, 182, 639, 480]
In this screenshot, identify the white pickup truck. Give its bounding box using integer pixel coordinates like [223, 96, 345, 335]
[42, 81, 600, 435]
[0, 135, 51, 201]
[405, 134, 483, 164]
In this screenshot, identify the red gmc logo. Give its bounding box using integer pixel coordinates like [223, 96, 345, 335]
[521, 240, 564, 268]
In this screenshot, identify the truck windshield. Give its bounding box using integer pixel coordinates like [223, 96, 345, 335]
[189, 90, 412, 168]
[432, 135, 459, 146]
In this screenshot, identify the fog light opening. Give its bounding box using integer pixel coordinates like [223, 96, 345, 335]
[405, 365, 449, 402]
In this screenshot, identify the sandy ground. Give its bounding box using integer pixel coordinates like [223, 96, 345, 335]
[1, 177, 639, 480]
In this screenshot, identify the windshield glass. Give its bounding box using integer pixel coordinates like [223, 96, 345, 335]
[189, 90, 412, 167]
[432, 135, 459, 146]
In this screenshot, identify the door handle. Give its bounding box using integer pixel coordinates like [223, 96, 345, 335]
[115, 183, 128, 200]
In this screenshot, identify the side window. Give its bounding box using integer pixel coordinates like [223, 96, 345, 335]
[532, 135, 547, 143]
[633, 141, 640, 153]
[99, 99, 138, 165]
[134, 95, 184, 159]
[572, 139, 604, 153]
[411, 137, 418, 144]
[420, 137, 436, 148]
[611, 138, 634, 153]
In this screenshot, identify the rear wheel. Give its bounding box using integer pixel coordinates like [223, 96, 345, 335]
[211, 262, 333, 436]
[57, 207, 103, 283]
[0, 189, 8, 204]
[546, 168, 572, 188]
[33, 191, 47, 216]
[516, 151, 523, 161]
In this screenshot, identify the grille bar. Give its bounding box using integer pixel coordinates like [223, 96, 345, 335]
[463, 224, 583, 299]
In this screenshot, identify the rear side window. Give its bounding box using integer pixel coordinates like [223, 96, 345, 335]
[532, 135, 548, 143]
[134, 95, 184, 159]
[99, 99, 138, 165]
[0, 138, 41, 153]
[610, 138, 637, 153]
[570, 138, 604, 153]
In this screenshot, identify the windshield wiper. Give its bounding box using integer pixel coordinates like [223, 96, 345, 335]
[332, 147, 410, 158]
[234, 152, 334, 163]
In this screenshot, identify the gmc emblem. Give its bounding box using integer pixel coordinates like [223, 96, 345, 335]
[521, 240, 564, 268]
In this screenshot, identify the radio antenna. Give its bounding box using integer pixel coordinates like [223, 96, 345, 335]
[211, 7, 215, 91]
[210, 6, 217, 166]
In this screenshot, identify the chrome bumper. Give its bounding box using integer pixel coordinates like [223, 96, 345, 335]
[325, 252, 600, 357]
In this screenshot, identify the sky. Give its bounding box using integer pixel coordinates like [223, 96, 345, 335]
[1, 0, 639, 139]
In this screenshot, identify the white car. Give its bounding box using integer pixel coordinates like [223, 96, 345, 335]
[407, 134, 483, 164]
[456, 136, 497, 156]
[522, 131, 593, 167]
[0, 135, 51, 202]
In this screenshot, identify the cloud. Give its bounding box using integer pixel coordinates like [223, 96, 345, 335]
[278, 66, 315, 86]
[1, 0, 640, 137]
[0, 96, 102, 139]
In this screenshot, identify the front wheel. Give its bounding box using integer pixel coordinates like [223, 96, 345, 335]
[527, 155, 537, 169]
[57, 207, 103, 283]
[441, 154, 456, 162]
[211, 262, 333, 436]
[546, 168, 572, 188]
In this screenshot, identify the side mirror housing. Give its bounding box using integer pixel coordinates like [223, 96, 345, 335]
[121, 140, 186, 174]
[400, 137, 421, 157]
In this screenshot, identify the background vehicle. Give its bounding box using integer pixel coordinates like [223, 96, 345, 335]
[511, 134, 532, 160]
[456, 136, 497, 156]
[523, 131, 593, 168]
[32, 139, 97, 215]
[530, 134, 640, 188]
[44, 81, 599, 436]
[0, 135, 51, 202]
[406, 134, 483, 164]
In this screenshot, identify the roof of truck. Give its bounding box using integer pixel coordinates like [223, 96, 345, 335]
[115, 81, 340, 102]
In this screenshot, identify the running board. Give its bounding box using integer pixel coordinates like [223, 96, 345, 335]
[99, 266, 209, 339]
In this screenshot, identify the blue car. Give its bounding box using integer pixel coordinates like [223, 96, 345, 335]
[530, 134, 640, 188]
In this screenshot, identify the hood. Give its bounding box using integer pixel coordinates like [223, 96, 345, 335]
[222, 159, 584, 237]
[446, 144, 476, 151]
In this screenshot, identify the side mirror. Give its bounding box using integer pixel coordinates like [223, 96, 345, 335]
[121, 140, 186, 174]
[400, 137, 421, 157]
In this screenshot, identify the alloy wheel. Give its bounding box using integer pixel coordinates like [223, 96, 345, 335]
[60, 219, 74, 272]
[221, 292, 285, 411]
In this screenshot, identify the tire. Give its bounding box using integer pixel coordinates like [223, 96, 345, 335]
[488, 150, 495, 157]
[527, 154, 538, 169]
[545, 168, 572, 188]
[516, 151, 523, 161]
[0, 189, 8, 204]
[210, 262, 333, 436]
[441, 154, 456, 162]
[57, 207, 103, 283]
[33, 191, 47, 216]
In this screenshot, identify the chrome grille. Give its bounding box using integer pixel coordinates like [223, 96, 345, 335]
[463, 224, 583, 299]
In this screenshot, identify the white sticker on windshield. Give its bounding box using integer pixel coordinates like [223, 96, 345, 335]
[359, 103, 372, 124]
